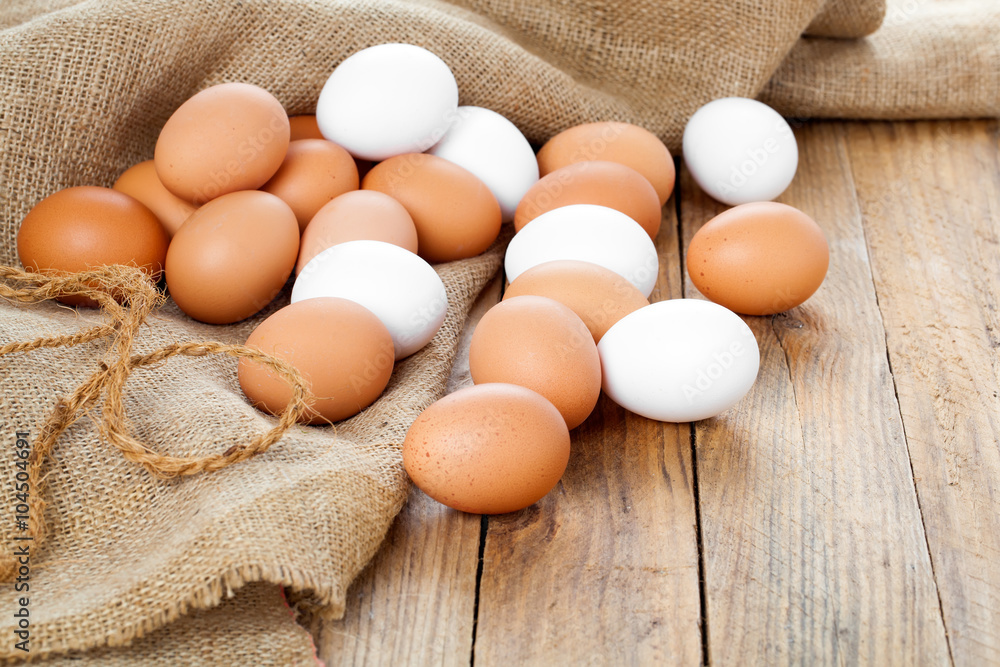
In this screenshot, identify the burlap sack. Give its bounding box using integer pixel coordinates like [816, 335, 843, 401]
[764, 0, 1000, 120]
[806, 0, 886, 38]
[1, 0, 996, 663]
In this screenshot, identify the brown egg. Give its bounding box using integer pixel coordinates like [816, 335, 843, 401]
[403, 383, 570, 514]
[469, 295, 601, 429]
[514, 161, 661, 238]
[503, 260, 649, 342]
[238, 297, 395, 424]
[113, 160, 197, 237]
[288, 114, 324, 141]
[537, 121, 675, 205]
[289, 114, 373, 179]
[687, 201, 829, 315]
[362, 153, 501, 263]
[165, 190, 299, 324]
[17, 186, 169, 307]
[261, 139, 359, 232]
[155, 83, 290, 205]
[296, 190, 418, 274]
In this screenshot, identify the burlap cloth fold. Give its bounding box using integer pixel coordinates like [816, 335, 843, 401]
[0, 0, 996, 663]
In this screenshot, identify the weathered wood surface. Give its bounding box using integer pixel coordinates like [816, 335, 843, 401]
[845, 121, 1000, 667]
[313, 276, 501, 667]
[313, 119, 1000, 666]
[681, 122, 950, 666]
[474, 196, 703, 666]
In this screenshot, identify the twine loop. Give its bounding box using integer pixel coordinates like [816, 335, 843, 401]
[0, 264, 313, 581]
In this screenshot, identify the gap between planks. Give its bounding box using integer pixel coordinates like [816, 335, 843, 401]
[313, 120, 1000, 667]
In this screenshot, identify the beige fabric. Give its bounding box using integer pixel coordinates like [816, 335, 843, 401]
[44, 584, 318, 666]
[807, 0, 887, 38]
[0, 0, 995, 663]
[764, 0, 1000, 119]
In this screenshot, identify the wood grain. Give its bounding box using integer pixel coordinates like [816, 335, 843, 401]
[315, 275, 502, 667]
[681, 122, 950, 665]
[846, 120, 1000, 667]
[472, 199, 704, 666]
[309, 121, 1000, 666]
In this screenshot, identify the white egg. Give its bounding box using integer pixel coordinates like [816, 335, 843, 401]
[682, 97, 798, 206]
[316, 44, 459, 161]
[292, 240, 448, 359]
[504, 204, 659, 297]
[428, 106, 538, 221]
[598, 299, 759, 422]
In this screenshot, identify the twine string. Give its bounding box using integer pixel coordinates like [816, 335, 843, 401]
[0, 264, 313, 581]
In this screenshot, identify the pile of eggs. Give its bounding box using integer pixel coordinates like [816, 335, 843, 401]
[14, 43, 830, 517]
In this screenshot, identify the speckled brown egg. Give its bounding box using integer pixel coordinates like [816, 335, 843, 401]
[402, 383, 570, 514]
[687, 201, 829, 315]
[515, 161, 661, 239]
[155, 83, 290, 205]
[469, 295, 601, 429]
[113, 160, 197, 238]
[261, 139, 359, 232]
[362, 153, 501, 263]
[238, 297, 395, 424]
[17, 186, 169, 306]
[165, 190, 299, 324]
[537, 121, 675, 205]
[296, 190, 418, 274]
[289, 114, 375, 181]
[503, 260, 650, 342]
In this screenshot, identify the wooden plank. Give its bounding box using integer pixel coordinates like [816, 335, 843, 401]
[845, 120, 1000, 667]
[681, 122, 950, 665]
[315, 275, 503, 667]
[473, 197, 704, 665]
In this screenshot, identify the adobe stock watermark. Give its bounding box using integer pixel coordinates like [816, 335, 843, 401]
[567, 122, 627, 164]
[347, 344, 396, 396]
[367, 105, 476, 191]
[10, 429, 32, 654]
[191, 110, 290, 204]
[681, 339, 752, 404]
[713, 120, 795, 200]
[397, 291, 448, 347]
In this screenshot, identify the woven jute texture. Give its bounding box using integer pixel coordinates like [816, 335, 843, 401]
[43, 584, 319, 666]
[764, 0, 1000, 120]
[0, 0, 996, 663]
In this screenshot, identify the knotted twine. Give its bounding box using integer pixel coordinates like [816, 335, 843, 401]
[0, 264, 314, 581]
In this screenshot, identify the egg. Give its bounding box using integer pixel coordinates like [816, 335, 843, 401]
[292, 240, 447, 359]
[288, 114, 324, 141]
[260, 139, 359, 232]
[402, 383, 570, 514]
[428, 106, 538, 221]
[469, 296, 601, 429]
[296, 190, 418, 274]
[503, 260, 649, 343]
[154, 82, 290, 204]
[113, 160, 197, 238]
[238, 297, 395, 424]
[17, 186, 169, 306]
[316, 43, 459, 161]
[687, 202, 829, 315]
[288, 114, 375, 178]
[514, 161, 661, 239]
[682, 97, 798, 205]
[504, 204, 659, 297]
[165, 190, 299, 324]
[599, 299, 760, 422]
[537, 121, 675, 205]
[362, 153, 501, 263]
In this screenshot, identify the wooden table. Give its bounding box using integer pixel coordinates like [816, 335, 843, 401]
[306, 119, 1000, 666]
